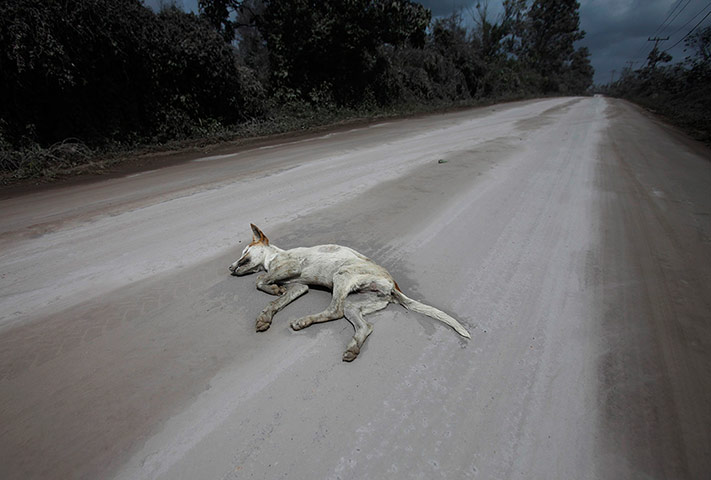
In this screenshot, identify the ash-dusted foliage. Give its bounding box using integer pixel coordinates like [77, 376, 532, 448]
[604, 26, 711, 144]
[0, 0, 244, 148]
[0, 0, 593, 179]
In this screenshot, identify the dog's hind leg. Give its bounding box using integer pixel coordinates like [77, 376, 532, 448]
[255, 283, 308, 332]
[290, 272, 354, 331]
[342, 294, 389, 362]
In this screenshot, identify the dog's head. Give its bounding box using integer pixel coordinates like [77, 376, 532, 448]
[229, 224, 272, 276]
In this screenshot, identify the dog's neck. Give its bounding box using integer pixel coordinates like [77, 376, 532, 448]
[263, 245, 284, 272]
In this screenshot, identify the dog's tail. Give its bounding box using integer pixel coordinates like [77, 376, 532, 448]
[392, 288, 471, 339]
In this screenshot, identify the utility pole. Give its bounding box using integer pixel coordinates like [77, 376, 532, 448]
[647, 36, 670, 69]
[610, 69, 616, 84]
[648, 36, 670, 48]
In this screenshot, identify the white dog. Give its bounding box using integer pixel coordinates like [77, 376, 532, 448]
[230, 224, 470, 361]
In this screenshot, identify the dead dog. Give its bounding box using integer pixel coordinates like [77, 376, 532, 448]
[229, 224, 470, 361]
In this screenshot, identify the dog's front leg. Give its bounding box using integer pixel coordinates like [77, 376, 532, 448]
[253, 259, 303, 331]
[255, 259, 301, 296]
[256, 274, 287, 296]
[256, 284, 309, 332]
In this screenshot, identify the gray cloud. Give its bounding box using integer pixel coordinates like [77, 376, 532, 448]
[423, 0, 700, 85]
[578, 0, 695, 84]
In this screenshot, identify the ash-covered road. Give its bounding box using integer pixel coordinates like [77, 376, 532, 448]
[1, 97, 709, 479]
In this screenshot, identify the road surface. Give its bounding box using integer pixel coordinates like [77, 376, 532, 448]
[1, 97, 710, 479]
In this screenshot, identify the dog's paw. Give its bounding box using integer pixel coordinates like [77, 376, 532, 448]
[255, 312, 272, 332]
[290, 318, 310, 331]
[342, 346, 360, 362]
[256, 321, 271, 332]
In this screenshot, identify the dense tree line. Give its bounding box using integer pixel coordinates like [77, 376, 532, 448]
[605, 26, 711, 143]
[0, 0, 593, 174]
[0, 0, 244, 147]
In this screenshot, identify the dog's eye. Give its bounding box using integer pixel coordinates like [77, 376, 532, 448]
[237, 256, 249, 267]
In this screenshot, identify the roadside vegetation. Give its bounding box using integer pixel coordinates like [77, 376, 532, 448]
[602, 26, 711, 144]
[0, 0, 593, 183]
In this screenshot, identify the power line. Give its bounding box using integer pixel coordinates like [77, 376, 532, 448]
[624, 1, 709, 75]
[652, 0, 689, 37]
[632, 3, 672, 59]
[668, 8, 711, 50]
[667, 2, 711, 41]
[659, 0, 691, 36]
[632, 0, 690, 60]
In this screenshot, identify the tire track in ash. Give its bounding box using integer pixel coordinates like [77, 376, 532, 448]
[0, 254, 254, 479]
[0, 252, 243, 382]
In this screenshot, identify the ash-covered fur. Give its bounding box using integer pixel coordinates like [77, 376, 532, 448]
[230, 224, 470, 362]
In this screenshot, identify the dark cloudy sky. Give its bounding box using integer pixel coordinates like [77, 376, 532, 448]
[421, 0, 710, 84]
[148, 0, 711, 85]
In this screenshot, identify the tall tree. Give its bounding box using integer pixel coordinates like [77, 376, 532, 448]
[431, 13, 480, 96]
[564, 45, 593, 93]
[685, 26, 711, 67]
[469, 2, 512, 97]
[257, 0, 430, 104]
[521, 0, 589, 92]
[646, 44, 672, 70]
[501, 0, 528, 56]
[0, 0, 245, 147]
[198, 0, 242, 43]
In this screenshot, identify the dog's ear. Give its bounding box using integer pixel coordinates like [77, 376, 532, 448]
[250, 223, 270, 245]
